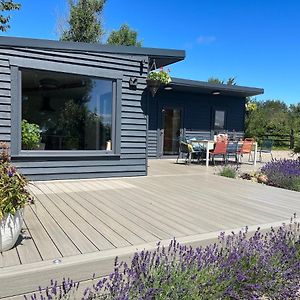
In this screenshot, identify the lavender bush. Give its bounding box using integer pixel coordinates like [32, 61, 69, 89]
[261, 159, 300, 191]
[29, 220, 300, 300]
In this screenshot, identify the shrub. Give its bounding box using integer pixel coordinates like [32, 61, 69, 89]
[0, 143, 33, 219]
[29, 221, 300, 299]
[261, 159, 300, 191]
[21, 119, 41, 150]
[218, 165, 237, 178]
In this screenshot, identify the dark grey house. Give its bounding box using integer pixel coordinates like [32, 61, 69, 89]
[0, 36, 263, 180]
[147, 78, 263, 158]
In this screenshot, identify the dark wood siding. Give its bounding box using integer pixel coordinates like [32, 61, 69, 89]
[0, 58, 11, 143]
[147, 89, 246, 157]
[147, 130, 158, 158]
[0, 47, 148, 180]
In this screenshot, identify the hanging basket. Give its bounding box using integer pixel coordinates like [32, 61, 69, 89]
[146, 79, 161, 97]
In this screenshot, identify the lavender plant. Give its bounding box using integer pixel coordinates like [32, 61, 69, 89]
[32, 219, 300, 300]
[261, 159, 300, 191]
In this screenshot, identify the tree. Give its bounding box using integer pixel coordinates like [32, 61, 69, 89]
[208, 76, 237, 85]
[208, 77, 224, 84]
[60, 0, 106, 43]
[107, 24, 142, 46]
[245, 100, 291, 142]
[0, 0, 20, 32]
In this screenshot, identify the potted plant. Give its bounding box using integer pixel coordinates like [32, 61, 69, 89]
[0, 142, 33, 252]
[147, 68, 171, 97]
[22, 119, 41, 150]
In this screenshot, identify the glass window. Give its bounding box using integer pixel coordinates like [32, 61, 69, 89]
[214, 110, 226, 130]
[21, 69, 113, 151]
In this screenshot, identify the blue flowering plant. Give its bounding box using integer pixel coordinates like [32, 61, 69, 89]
[261, 159, 300, 191]
[31, 219, 300, 300]
[0, 142, 33, 220]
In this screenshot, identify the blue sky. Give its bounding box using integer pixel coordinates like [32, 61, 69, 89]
[2, 0, 300, 104]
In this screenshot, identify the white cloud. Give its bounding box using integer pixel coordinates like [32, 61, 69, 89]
[196, 36, 216, 45]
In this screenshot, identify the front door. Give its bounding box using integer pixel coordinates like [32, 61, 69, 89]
[162, 108, 182, 155]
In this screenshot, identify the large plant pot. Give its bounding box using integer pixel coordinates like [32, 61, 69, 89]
[0, 210, 23, 252]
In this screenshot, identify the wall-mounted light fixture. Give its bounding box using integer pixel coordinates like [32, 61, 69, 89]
[164, 85, 173, 91]
[212, 91, 221, 95]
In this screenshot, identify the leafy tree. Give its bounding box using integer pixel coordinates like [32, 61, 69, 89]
[208, 76, 237, 85]
[289, 103, 300, 130]
[60, 0, 106, 43]
[107, 24, 142, 46]
[245, 100, 291, 142]
[208, 77, 224, 84]
[0, 0, 20, 32]
[226, 77, 237, 85]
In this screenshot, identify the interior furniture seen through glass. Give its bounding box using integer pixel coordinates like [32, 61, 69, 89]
[21, 69, 113, 151]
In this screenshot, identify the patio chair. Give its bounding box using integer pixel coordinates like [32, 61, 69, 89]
[237, 139, 254, 163]
[209, 140, 228, 165]
[176, 141, 205, 164]
[259, 139, 274, 161]
[176, 141, 190, 164]
[226, 141, 239, 163]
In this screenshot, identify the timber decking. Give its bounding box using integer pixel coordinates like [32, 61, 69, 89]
[0, 159, 300, 298]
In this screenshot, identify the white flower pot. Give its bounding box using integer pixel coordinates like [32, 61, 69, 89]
[0, 210, 23, 252]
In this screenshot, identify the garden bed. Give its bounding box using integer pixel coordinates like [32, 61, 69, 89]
[241, 159, 300, 192]
[27, 220, 300, 300]
[218, 159, 300, 192]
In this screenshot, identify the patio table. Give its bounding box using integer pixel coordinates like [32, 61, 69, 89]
[190, 140, 258, 167]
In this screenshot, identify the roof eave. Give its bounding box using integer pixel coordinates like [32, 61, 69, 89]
[171, 77, 264, 97]
[0, 36, 185, 68]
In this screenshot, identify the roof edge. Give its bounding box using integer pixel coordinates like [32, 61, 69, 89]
[0, 36, 185, 61]
[172, 77, 264, 96]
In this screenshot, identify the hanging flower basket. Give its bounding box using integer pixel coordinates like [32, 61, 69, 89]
[147, 68, 171, 97]
[146, 79, 161, 97]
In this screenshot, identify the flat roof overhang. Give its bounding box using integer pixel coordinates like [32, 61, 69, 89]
[0, 36, 185, 68]
[169, 78, 264, 97]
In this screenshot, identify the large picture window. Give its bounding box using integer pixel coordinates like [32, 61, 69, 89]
[21, 69, 113, 151]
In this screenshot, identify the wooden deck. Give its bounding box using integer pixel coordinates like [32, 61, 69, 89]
[1, 158, 300, 298]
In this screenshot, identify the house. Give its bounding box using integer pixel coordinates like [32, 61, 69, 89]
[0, 36, 263, 180]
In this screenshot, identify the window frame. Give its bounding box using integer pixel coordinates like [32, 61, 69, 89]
[10, 61, 122, 159]
[212, 108, 227, 130]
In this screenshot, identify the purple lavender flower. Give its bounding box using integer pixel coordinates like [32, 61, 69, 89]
[27, 220, 300, 299]
[261, 159, 300, 191]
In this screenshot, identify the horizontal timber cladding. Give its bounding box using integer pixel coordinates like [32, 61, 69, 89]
[0, 58, 11, 142]
[147, 130, 158, 158]
[0, 45, 149, 180]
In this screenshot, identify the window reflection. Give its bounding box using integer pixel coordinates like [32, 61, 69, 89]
[214, 110, 226, 130]
[22, 69, 113, 151]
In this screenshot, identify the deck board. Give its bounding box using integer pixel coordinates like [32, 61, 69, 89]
[30, 198, 80, 257]
[24, 206, 61, 261]
[1, 159, 300, 298]
[16, 220, 42, 265]
[37, 186, 114, 251]
[1, 247, 20, 268]
[35, 192, 98, 254]
[48, 182, 130, 248]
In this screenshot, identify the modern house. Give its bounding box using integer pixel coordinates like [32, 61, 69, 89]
[0, 36, 263, 180]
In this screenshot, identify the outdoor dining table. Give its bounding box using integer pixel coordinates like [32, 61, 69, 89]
[191, 140, 258, 167]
